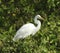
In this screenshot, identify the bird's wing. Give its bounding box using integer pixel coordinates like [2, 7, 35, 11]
[13, 23, 36, 41]
[17, 23, 36, 36]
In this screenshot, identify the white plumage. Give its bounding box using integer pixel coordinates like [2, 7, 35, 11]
[13, 15, 43, 41]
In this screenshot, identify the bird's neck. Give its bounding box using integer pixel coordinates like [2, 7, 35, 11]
[34, 18, 41, 31]
[36, 20, 41, 31]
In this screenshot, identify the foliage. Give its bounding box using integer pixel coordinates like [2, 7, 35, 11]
[0, 0, 60, 53]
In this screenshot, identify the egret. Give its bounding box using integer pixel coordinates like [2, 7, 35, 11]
[13, 15, 44, 41]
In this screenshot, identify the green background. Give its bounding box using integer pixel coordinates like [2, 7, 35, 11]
[0, 0, 60, 53]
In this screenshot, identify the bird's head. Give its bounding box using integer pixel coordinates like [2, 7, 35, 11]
[35, 15, 44, 20]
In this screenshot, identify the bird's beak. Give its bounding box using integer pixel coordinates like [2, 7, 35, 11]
[39, 17, 44, 20]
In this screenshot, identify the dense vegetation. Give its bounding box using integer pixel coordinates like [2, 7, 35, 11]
[0, 0, 60, 53]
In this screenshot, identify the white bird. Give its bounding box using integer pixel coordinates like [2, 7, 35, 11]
[13, 15, 44, 41]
